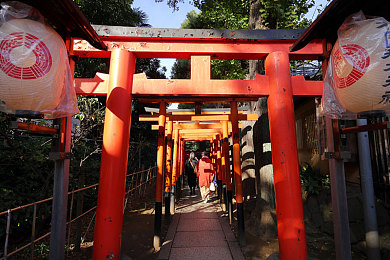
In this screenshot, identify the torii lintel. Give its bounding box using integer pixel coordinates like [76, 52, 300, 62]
[139, 114, 257, 122]
[73, 27, 323, 99]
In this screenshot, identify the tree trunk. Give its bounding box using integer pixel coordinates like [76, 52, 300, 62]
[242, 0, 277, 238]
[242, 0, 275, 206]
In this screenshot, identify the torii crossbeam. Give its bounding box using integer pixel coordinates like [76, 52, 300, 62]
[150, 122, 242, 131]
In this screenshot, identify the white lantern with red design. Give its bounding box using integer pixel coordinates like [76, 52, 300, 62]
[0, 18, 65, 112]
[330, 13, 390, 113]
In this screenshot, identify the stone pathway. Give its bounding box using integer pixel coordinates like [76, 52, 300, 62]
[158, 188, 244, 260]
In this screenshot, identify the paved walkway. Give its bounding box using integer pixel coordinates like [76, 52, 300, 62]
[158, 188, 245, 260]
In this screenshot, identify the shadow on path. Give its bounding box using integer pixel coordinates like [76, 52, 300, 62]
[158, 187, 244, 260]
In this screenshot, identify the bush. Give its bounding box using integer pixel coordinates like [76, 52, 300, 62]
[299, 162, 330, 195]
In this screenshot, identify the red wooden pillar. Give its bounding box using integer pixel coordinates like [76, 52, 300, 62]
[220, 128, 227, 211]
[176, 137, 182, 199]
[178, 138, 185, 198]
[181, 140, 186, 185]
[170, 128, 179, 214]
[182, 139, 185, 174]
[165, 121, 173, 219]
[222, 120, 233, 223]
[210, 137, 215, 168]
[172, 128, 179, 186]
[216, 134, 223, 203]
[178, 138, 183, 182]
[153, 102, 166, 250]
[265, 51, 307, 259]
[216, 135, 222, 179]
[220, 130, 227, 186]
[180, 139, 185, 179]
[231, 101, 245, 246]
[213, 138, 218, 170]
[214, 138, 218, 174]
[93, 49, 135, 259]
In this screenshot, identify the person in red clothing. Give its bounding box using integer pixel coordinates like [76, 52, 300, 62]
[196, 151, 215, 203]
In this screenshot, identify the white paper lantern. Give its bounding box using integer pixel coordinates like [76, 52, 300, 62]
[331, 17, 390, 113]
[0, 19, 65, 112]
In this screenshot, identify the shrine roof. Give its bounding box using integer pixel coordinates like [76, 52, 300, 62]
[4, 0, 106, 50]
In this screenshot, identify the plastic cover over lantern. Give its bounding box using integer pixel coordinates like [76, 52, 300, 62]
[0, 1, 78, 118]
[322, 11, 390, 118]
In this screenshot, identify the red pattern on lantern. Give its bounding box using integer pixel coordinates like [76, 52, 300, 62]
[0, 32, 52, 80]
[333, 44, 370, 88]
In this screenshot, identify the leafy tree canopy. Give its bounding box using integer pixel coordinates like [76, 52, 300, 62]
[170, 0, 315, 81]
[160, 0, 314, 29]
[75, 0, 166, 79]
[75, 0, 149, 27]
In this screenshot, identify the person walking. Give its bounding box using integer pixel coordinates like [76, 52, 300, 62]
[196, 151, 215, 203]
[185, 152, 198, 195]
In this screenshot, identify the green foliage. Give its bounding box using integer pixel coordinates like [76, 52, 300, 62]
[180, 10, 208, 29]
[165, 0, 315, 30]
[172, 3, 250, 81]
[0, 116, 54, 206]
[0, 135, 54, 208]
[255, 0, 315, 29]
[192, 0, 250, 30]
[171, 59, 191, 79]
[211, 59, 248, 80]
[69, 97, 105, 192]
[0, 114, 55, 244]
[185, 141, 210, 154]
[73, 97, 105, 139]
[299, 162, 330, 195]
[35, 243, 50, 258]
[75, 0, 149, 27]
[136, 58, 167, 79]
[74, 58, 109, 78]
[155, 0, 184, 11]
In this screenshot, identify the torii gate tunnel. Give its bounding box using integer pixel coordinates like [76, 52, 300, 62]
[143, 108, 252, 246]
[72, 26, 324, 259]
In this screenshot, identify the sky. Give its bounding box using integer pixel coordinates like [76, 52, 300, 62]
[132, 0, 200, 78]
[132, 0, 199, 29]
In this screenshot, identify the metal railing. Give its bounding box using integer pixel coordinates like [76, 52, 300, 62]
[1, 166, 156, 259]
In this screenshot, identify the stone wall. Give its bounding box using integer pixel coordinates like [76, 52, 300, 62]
[303, 188, 390, 253]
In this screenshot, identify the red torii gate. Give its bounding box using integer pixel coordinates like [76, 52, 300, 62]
[72, 26, 324, 259]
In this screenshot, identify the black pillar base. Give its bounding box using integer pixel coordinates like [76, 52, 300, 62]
[227, 190, 233, 224]
[177, 177, 182, 199]
[170, 185, 175, 215]
[153, 202, 162, 250]
[217, 180, 223, 203]
[164, 193, 170, 223]
[222, 184, 227, 211]
[237, 202, 246, 246]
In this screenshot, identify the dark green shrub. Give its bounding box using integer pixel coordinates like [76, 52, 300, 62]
[299, 162, 330, 195]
